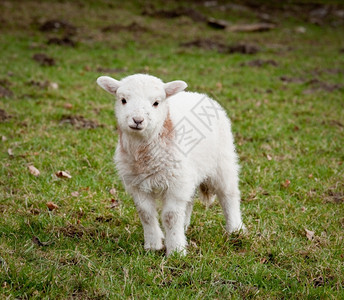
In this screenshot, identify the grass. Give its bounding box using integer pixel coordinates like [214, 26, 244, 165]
[0, 0, 343, 298]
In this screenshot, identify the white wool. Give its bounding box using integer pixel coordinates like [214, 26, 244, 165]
[97, 74, 245, 256]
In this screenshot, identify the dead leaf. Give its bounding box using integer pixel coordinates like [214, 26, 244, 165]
[46, 201, 59, 211]
[216, 82, 223, 90]
[71, 191, 79, 197]
[32, 53, 56, 66]
[189, 240, 198, 248]
[49, 82, 59, 90]
[266, 154, 272, 161]
[63, 103, 73, 109]
[2, 136, 7, 142]
[7, 148, 13, 156]
[56, 170, 72, 178]
[295, 26, 306, 33]
[109, 188, 117, 196]
[28, 165, 40, 176]
[260, 257, 268, 264]
[305, 228, 315, 241]
[32, 236, 52, 246]
[282, 179, 291, 188]
[109, 198, 119, 209]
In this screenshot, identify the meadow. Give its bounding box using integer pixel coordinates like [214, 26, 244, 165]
[0, 0, 343, 298]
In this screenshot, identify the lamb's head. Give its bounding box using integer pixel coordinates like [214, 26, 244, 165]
[97, 74, 187, 139]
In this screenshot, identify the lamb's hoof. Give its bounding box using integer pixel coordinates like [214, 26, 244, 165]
[144, 240, 164, 251]
[166, 246, 187, 257]
[228, 223, 247, 234]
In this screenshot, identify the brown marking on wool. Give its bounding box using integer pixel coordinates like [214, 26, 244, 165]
[163, 211, 177, 230]
[132, 144, 152, 174]
[131, 112, 174, 174]
[159, 111, 174, 143]
[137, 208, 151, 224]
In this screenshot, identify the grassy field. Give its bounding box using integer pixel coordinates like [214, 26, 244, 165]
[1, 0, 343, 298]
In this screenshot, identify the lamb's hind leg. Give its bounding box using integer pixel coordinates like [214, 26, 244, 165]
[216, 167, 245, 233]
[217, 186, 245, 233]
[132, 190, 164, 250]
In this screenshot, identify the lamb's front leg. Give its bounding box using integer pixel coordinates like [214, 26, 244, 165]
[132, 191, 164, 251]
[162, 198, 188, 256]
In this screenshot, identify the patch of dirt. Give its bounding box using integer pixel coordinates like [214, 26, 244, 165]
[0, 109, 12, 122]
[0, 78, 12, 88]
[311, 68, 344, 76]
[142, 7, 207, 22]
[101, 22, 148, 33]
[227, 44, 260, 54]
[59, 224, 84, 238]
[27, 80, 50, 89]
[180, 39, 259, 54]
[241, 59, 278, 67]
[95, 215, 113, 222]
[303, 78, 342, 94]
[32, 53, 56, 66]
[96, 67, 127, 73]
[322, 120, 344, 128]
[47, 37, 76, 47]
[59, 115, 103, 129]
[280, 76, 305, 84]
[39, 19, 77, 35]
[324, 190, 344, 204]
[0, 86, 13, 98]
[181, 39, 228, 53]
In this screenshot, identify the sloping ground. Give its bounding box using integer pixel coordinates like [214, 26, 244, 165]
[0, 1, 343, 298]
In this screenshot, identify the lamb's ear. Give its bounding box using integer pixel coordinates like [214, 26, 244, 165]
[97, 76, 120, 95]
[164, 80, 187, 97]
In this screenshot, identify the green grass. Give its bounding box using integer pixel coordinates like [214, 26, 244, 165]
[1, 0, 343, 298]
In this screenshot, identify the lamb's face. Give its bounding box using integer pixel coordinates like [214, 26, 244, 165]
[97, 74, 187, 139]
[115, 78, 167, 137]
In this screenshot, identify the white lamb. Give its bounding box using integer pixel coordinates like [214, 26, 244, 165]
[97, 74, 245, 256]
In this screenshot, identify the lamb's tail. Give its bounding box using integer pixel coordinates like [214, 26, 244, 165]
[199, 180, 216, 207]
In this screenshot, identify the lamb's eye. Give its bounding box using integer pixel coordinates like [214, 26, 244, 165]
[121, 98, 127, 105]
[153, 101, 159, 107]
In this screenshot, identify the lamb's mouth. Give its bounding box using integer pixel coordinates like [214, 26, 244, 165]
[129, 125, 144, 131]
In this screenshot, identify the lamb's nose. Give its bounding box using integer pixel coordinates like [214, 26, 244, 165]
[133, 117, 144, 125]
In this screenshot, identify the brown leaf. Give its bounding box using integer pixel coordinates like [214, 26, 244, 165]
[63, 103, 73, 109]
[109, 188, 117, 196]
[28, 165, 40, 176]
[305, 228, 315, 241]
[282, 179, 291, 188]
[56, 170, 72, 179]
[109, 198, 119, 209]
[71, 191, 79, 197]
[46, 201, 59, 211]
[49, 82, 59, 90]
[32, 53, 56, 66]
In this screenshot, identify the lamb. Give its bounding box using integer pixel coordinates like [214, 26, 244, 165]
[97, 74, 245, 256]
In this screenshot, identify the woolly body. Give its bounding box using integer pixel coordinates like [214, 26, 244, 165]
[97, 74, 245, 255]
